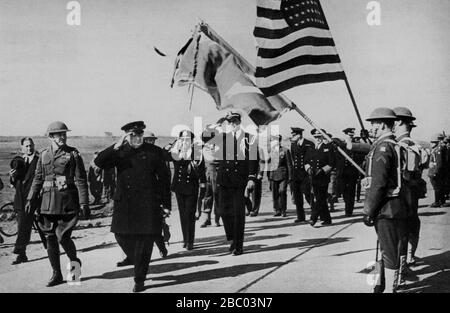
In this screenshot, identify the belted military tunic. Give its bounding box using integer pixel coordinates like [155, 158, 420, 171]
[27, 145, 89, 215]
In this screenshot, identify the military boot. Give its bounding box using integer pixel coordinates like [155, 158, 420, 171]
[46, 238, 63, 287]
[397, 255, 408, 290]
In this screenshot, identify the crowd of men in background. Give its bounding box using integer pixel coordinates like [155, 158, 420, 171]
[2, 108, 450, 292]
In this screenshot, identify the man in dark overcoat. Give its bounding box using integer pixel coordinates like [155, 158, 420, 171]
[94, 121, 171, 292]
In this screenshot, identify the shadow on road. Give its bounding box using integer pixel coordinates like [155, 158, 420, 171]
[81, 260, 219, 282]
[401, 250, 450, 293]
[418, 211, 447, 217]
[144, 261, 284, 290]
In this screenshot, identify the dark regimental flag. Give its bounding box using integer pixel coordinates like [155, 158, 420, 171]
[254, 0, 345, 96]
[171, 30, 293, 126]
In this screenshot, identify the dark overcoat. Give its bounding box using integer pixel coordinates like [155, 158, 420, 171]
[94, 143, 171, 235]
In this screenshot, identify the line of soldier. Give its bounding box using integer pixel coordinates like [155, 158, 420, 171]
[5, 108, 448, 293]
[345, 106, 436, 293]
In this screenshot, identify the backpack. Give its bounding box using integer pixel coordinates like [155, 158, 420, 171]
[397, 138, 428, 198]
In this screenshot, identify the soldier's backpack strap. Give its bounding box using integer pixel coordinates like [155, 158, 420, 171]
[383, 138, 402, 197]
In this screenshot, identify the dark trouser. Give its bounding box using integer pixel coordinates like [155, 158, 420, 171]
[375, 219, 408, 270]
[310, 184, 331, 223]
[430, 176, 445, 204]
[356, 179, 362, 202]
[407, 215, 420, 257]
[39, 214, 79, 274]
[342, 173, 358, 215]
[89, 182, 103, 203]
[292, 179, 311, 220]
[246, 178, 262, 215]
[202, 163, 220, 224]
[176, 192, 198, 246]
[270, 180, 288, 213]
[115, 233, 157, 283]
[155, 235, 166, 253]
[13, 209, 34, 255]
[218, 185, 246, 251]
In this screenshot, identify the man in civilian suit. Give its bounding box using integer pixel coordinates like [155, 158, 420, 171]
[9, 137, 39, 264]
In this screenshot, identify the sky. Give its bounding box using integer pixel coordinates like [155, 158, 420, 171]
[0, 0, 449, 141]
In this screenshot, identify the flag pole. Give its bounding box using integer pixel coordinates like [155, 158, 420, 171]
[198, 21, 366, 176]
[317, 1, 371, 144]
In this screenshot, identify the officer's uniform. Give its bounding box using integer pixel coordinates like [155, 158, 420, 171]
[168, 137, 206, 250]
[10, 152, 39, 261]
[305, 129, 335, 225]
[267, 137, 291, 216]
[94, 121, 171, 289]
[88, 155, 103, 204]
[27, 123, 89, 286]
[327, 137, 341, 212]
[287, 128, 314, 222]
[200, 125, 222, 226]
[216, 116, 259, 255]
[428, 134, 446, 207]
[339, 128, 364, 216]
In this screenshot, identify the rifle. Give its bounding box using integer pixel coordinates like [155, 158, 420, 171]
[373, 239, 385, 293]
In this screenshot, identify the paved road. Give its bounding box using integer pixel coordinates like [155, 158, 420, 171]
[0, 196, 449, 293]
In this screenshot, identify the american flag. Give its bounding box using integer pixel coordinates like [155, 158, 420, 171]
[254, 0, 345, 97]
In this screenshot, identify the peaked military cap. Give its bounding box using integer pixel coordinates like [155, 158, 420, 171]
[311, 129, 326, 137]
[120, 121, 146, 133]
[342, 127, 356, 134]
[225, 111, 241, 121]
[290, 127, 304, 134]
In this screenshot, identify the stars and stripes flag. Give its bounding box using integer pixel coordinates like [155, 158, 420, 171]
[254, 0, 345, 97]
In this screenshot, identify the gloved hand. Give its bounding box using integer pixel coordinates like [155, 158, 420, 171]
[360, 129, 370, 141]
[246, 180, 255, 192]
[199, 183, 206, 198]
[25, 200, 33, 215]
[363, 215, 375, 227]
[315, 168, 324, 176]
[162, 207, 171, 218]
[307, 168, 314, 176]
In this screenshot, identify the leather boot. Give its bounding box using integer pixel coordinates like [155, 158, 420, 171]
[46, 238, 63, 287]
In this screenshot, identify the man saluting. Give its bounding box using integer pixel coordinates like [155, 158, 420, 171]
[94, 121, 171, 292]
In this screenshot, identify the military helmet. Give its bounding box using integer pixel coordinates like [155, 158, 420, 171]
[393, 107, 416, 121]
[365, 107, 397, 121]
[46, 121, 71, 135]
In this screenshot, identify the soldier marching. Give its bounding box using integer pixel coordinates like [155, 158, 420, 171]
[3, 107, 447, 294]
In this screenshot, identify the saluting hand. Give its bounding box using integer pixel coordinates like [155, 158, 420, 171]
[114, 132, 131, 150]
